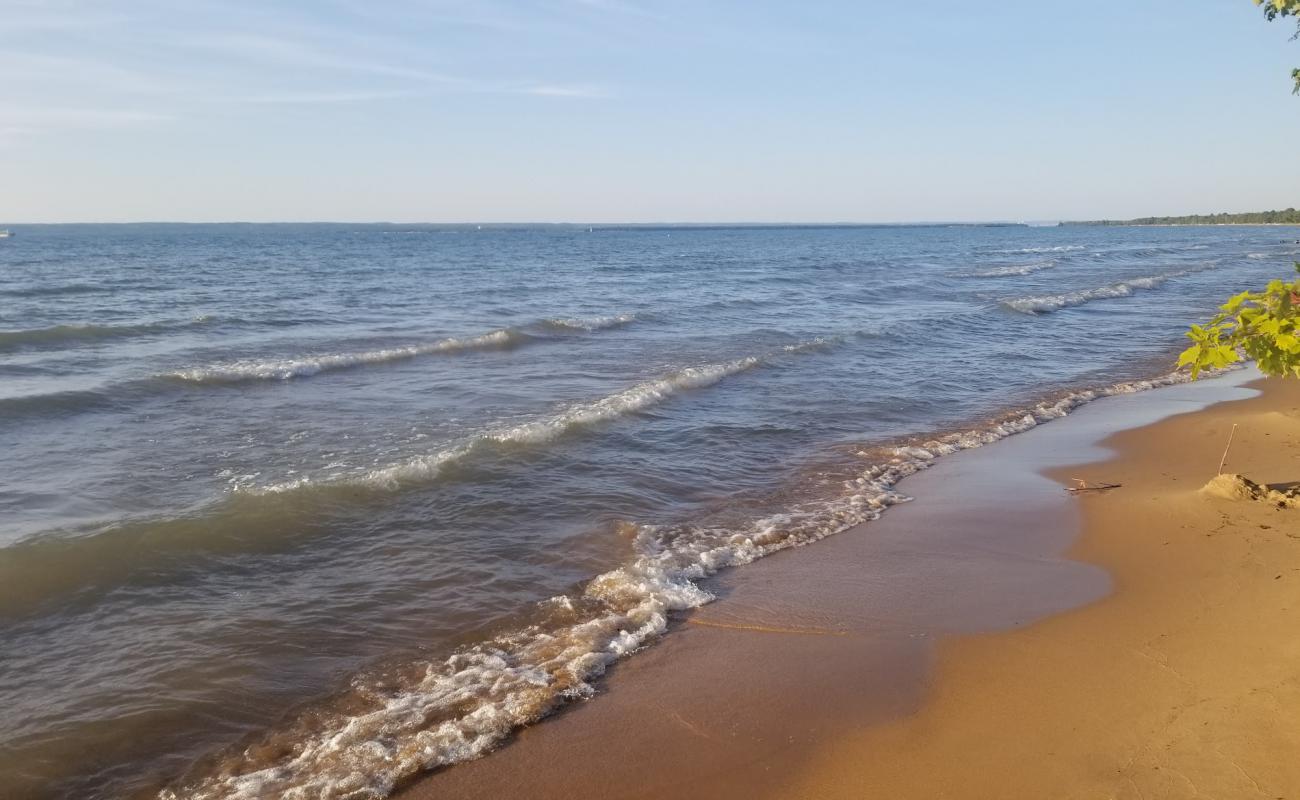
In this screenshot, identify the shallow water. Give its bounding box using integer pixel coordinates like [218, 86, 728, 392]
[0, 223, 1296, 799]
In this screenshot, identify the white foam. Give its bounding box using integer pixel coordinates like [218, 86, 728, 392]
[995, 245, 1085, 254]
[164, 365, 1229, 800]
[781, 335, 843, 354]
[246, 356, 762, 494]
[169, 329, 524, 383]
[1002, 268, 1204, 315]
[542, 313, 637, 332]
[964, 258, 1058, 278]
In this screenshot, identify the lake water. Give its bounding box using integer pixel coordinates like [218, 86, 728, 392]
[1, 223, 1295, 799]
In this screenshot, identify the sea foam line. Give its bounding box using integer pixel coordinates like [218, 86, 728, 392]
[540, 313, 638, 332]
[168, 315, 638, 384]
[1001, 267, 1206, 315]
[245, 355, 761, 495]
[160, 364, 1225, 800]
[168, 329, 528, 383]
[962, 258, 1058, 278]
[994, 244, 1085, 254]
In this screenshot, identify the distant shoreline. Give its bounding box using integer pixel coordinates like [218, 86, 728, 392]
[1064, 222, 1300, 228]
[1065, 207, 1300, 227]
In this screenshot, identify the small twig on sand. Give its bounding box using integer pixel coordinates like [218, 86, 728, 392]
[1218, 423, 1238, 476]
[1066, 478, 1122, 494]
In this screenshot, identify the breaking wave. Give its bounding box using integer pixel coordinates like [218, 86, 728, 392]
[168, 329, 533, 383]
[247, 355, 762, 495]
[540, 313, 638, 332]
[0, 352, 779, 620]
[963, 259, 1058, 278]
[781, 335, 844, 354]
[994, 245, 1085, 254]
[1001, 268, 1204, 315]
[167, 314, 641, 384]
[158, 365, 1221, 800]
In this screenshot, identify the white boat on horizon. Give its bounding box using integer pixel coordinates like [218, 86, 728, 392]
[0, 230, 12, 238]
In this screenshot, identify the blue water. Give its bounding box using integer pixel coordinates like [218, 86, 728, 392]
[1, 223, 1296, 799]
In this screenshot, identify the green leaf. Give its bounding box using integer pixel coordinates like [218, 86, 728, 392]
[1177, 344, 1202, 366]
[1182, 274, 1300, 380]
[1221, 291, 1253, 312]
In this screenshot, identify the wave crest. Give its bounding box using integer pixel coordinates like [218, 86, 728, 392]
[993, 244, 1085, 254]
[249, 356, 761, 495]
[168, 313, 641, 384]
[1001, 268, 1203, 315]
[169, 329, 530, 383]
[540, 313, 637, 332]
[962, 258, 1058, 278]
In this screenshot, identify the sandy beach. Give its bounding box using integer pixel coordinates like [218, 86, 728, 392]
[399, 369, 1300, 800]
[780, 373, 1300, 800]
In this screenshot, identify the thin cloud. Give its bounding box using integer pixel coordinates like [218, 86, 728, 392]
[522, 84, 611, 98]
[0, 51, 179, 95]
[0, 107, 172, 146]
[0, 107, 174, 129]
[0, 8, 123, 36]
[230, 89, 420, 105]
[182, 32, 465, 85]
[0, 1, 618, 152]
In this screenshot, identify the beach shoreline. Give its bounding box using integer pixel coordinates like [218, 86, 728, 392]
[399, 369, 1299, 799]
[777, 372, 1300, 799]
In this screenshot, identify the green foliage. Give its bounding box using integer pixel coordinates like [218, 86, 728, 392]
[1074, 208, 1300, 226]
[1256, 0, 1300, 92]
[1181, 5, 1300, 380]
[1180, 264, 1300, 378]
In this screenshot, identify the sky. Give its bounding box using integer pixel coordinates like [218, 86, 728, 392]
[2, 0, 1299, 223]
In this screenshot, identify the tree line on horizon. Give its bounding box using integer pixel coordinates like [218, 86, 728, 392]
[1073, 209, 1300, 226]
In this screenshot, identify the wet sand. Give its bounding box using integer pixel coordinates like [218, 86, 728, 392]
[400, 369, 1300, 800]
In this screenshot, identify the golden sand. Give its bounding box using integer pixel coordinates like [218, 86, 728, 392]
[779, 377, 1300, 799]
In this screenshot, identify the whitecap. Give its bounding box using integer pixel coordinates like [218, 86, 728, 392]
[994, 245, 1085, 254]
[245, 356, 763, 495]
[541, 313, 638, 332]
[169, 329, 528, 383]
[962, 258, 1058, 278]
[1001, 267, 1208, 315]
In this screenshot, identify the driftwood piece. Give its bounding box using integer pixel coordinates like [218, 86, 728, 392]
[1217, 423, 1238, 476]
[1065, 477, 1122, 494]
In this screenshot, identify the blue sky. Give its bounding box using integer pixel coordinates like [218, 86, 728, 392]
[2, 0, 1298, 223]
